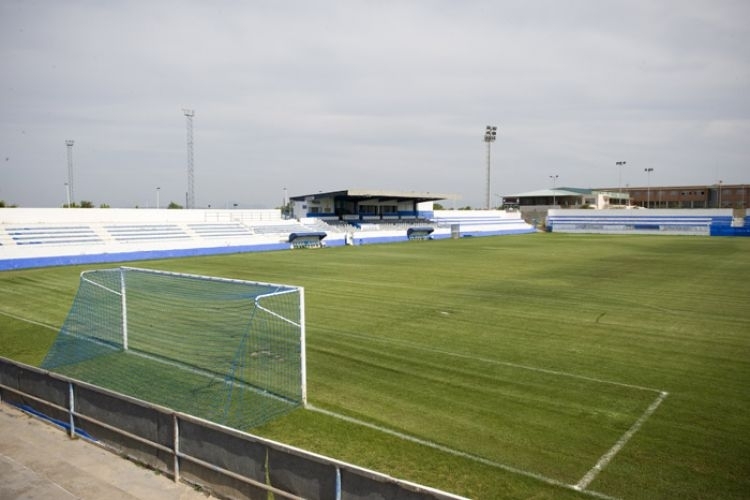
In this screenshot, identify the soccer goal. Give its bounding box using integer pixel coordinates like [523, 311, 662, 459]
[42, 267, 306, 429]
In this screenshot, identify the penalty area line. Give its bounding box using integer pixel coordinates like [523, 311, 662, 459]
[307, 404, 620, 500]
[574, 391, 669, 492]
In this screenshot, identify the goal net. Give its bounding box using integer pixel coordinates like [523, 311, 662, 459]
[42, 267, 306, 429]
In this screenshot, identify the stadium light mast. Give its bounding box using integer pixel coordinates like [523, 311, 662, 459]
[549, 174, 559, 206]
[183, 109, 195, 209]
[616, 160, 627, 206]
[644, 168, 654, 207]
[484, 125, 497, 210]
[65, 140, 75, 206]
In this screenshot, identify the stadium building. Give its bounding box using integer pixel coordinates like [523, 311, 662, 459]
[0, 188, 535, 270]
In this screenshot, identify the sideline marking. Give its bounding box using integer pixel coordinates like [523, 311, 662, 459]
[308, 404, 619, 500]
[0, 310, 59, 331]
[320, 330, 671, 496]
[574, 390, 669, 491]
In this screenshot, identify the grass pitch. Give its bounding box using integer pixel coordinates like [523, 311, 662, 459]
[1, 233, 749, 499]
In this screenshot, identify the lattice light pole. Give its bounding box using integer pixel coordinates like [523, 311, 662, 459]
[65, 140, 75, 207]
[484, 125, 497, 210]
[183, 109, 195, 209]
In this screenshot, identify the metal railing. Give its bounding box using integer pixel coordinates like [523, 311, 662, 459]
[0, 357, 467, 500]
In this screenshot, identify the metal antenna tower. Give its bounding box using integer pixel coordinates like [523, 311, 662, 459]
[65, 140, 75, 206]
[183, 109, 195, 209]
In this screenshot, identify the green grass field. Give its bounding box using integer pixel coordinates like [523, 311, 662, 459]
[1, 233, 749, 499]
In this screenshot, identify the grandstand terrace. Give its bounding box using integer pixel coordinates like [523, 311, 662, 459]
[0, 202, 536, 270]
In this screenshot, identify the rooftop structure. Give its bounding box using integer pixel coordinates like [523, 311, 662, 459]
[289, 188, 455, 221]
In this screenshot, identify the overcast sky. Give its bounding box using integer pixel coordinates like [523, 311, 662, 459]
[1, 1, 748, 209]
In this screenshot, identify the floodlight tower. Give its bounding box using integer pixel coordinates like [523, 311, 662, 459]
[484, 125, 497, 210]
[644, 168, 654, 207]
[549, 174, 559, 206]
[183, 109, 195, 209]
[616, 160, 627, 206]
[65, 140, 75, 206]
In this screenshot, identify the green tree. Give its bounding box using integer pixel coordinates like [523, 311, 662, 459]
[167, 201, 183, 209]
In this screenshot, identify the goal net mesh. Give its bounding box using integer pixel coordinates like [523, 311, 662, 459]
[42, 267, 305, 430]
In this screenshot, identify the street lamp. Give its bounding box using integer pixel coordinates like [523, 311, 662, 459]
[484, 125, 498, 210]
[549, 174, 559, 206]
[156, 187, 160, 209]
[616, 161, 627, 206]
[644, 168, 653, 208]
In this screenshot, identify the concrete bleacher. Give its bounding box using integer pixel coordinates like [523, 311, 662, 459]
[0, 208, 294, 270]
[431, 210, 537, 236]
[5, 226, 103, 246]
[547, 209, 750, 236]
[105, 224, 190, 242]
[251, 221, 311, 235]
[0, 207, 539, 270]
[187, 222, 255, 238]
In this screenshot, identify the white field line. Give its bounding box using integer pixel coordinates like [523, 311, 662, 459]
[329, 330, 664, 394]
[322, 330, 672, 496]
[6, 311, 664, 496]
[0, 310, 59, 331]
[308, 404, 620, 500]
[574, 390, 669, 492]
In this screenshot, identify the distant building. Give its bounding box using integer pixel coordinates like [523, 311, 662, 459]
[605, 183, 749, 209]
[503, 188, 628, 210]
[504, 183, 749, 210]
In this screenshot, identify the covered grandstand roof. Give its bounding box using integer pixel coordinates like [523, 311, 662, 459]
[503, 187, 593, 198]
[289, 189, 454, 203]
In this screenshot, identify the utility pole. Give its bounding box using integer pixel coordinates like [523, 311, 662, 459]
[183, 109, 195, 209]
[65, 140, 75, 206]
[484, 125, 497, 210]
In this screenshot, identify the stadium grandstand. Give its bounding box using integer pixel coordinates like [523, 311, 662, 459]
[0, 189, 535, 270]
